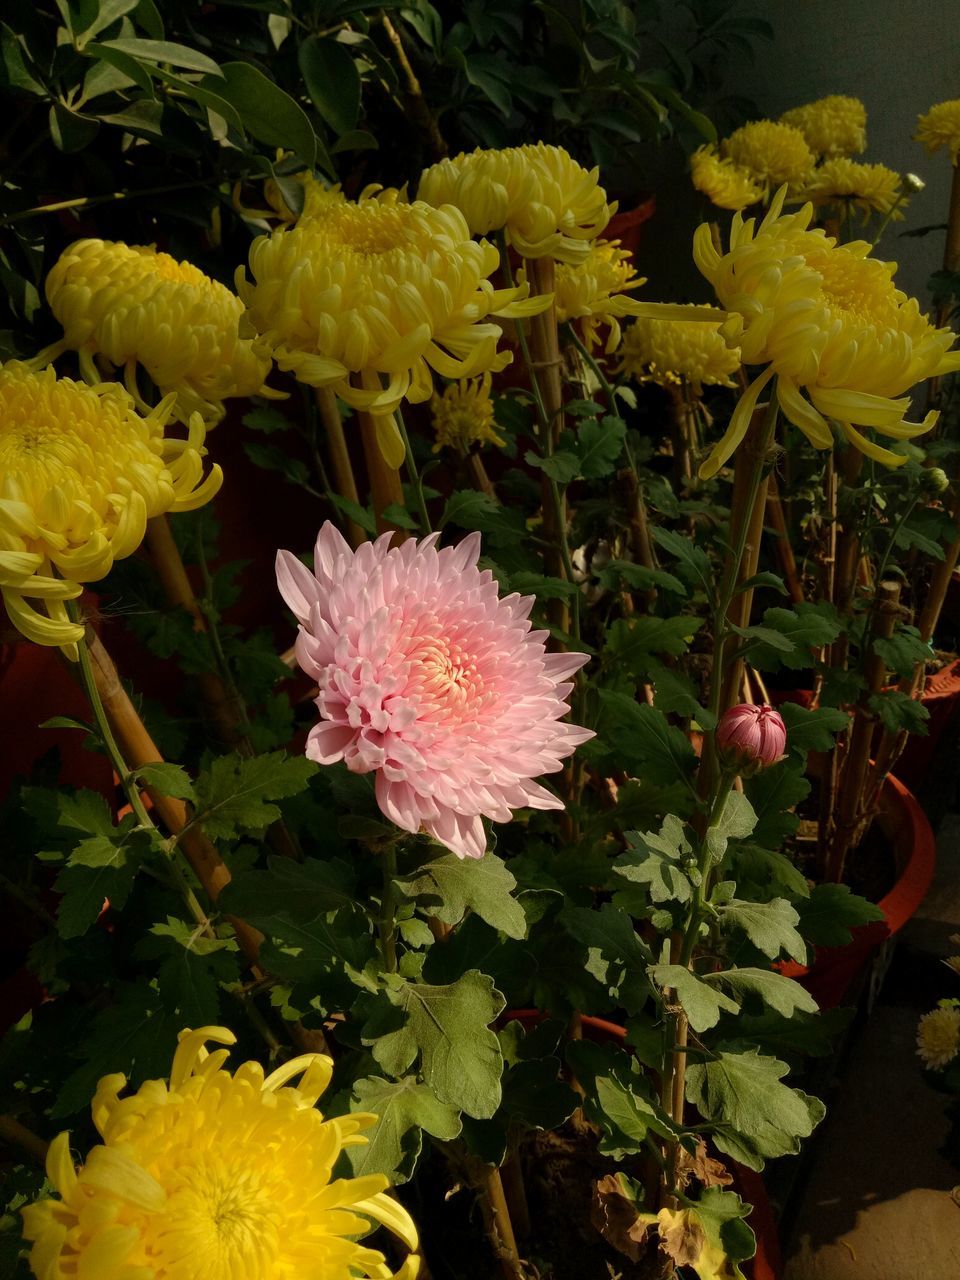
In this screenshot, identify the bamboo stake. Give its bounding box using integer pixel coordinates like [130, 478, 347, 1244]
[314, 387, 365, 548]
[477, 1165, 525, 1280]
[356, 373, 406, 536]
[0, 1114, 49, 1165]
[82, 628, 264, 965]
[766, 476, 804, 604]
[380, 12, 447, 161]
[824, 580, 902, 883]
[718, 452, 770, 716]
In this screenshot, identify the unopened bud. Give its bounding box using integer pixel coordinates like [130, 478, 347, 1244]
[903, 172, 926, 193]
[716, 703, 787, 774]
[919, 466, 950, 496]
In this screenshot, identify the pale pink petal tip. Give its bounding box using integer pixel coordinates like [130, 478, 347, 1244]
[281, 527, 592, 858]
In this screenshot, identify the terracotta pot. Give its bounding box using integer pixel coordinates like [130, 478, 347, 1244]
[504, 1010, 782, 1280]
[606, 196, 657, 260]
[778, 771, 935, 1010]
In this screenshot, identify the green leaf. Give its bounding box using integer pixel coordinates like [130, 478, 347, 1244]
[396, 851, 527, 939]
[778, 702, 850, 753]
[744, 761, 810, 848]
[718, 898, 806, 963]
[694, 1188, 756, 1279]
[651, 526, 713, 595]
[748, 603, 842, 671]
[649, 964, 740, 1032]
[191, 751, 317, 840]
[364, 972, 505, 1119]
[1, 23, 46, 94]
[613, 816, 694, 910]
[686, 1047, 825, 1169]
[728, 843, 810, 902]
[588, 1069, 681, 1154]
[524, 448, 581, 484]
[83, 42, 155, 94]
[873, 628, 934, 679]
[344, 1076, 462, 1182]
[705, 968, 818, 1018]
[207, 61, 320, 168]
[647, 662, 715, 728]
[571, 415, 626, 478]
[298, 35, 361, 133]
[507, 572, 578, 601]
[868, 690, 929, 735]
[74, 0, 139, 44]
[55, 789, 115, 836]
[603, 615, 703, 673]
[441, 490, 526, 544]
[795, 883, 885, 947]
[242, 406, 290, 434]
[597, 560, 687, 596]
[102, 36, 222, 75]
[703, 791, 756, 867]
[219, 855, 356, 922]
[49, 102, 100, 152]
[560, 904, 652, 1013]
[329, 493, 377, 535]
[596, 692, 697, 787]
[133, 762, 195, 801]
[55, 850, 142, 939]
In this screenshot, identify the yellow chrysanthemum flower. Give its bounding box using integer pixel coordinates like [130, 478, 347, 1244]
[550, 240, 647, 352]
[802, 158, 905, 220]
[690, 145, 764, 212]
[722, 121, 815, 198]
[0, 362, 221, 655]
[780, 96, 867, 158]
[417, 143, 613, 264]
[45, 240, 275, 426]
[431, 373, 504, 453]
[615, 306, 740, 394]
[237, 185, 544, 465]
[691, 188, 960, 477]
[916, 99, 960, 162]
[917, 1005, 960, 1069]
[21, 1026, 420, 1280]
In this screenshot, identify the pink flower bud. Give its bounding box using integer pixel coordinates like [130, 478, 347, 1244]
[716, 703, 786, 773]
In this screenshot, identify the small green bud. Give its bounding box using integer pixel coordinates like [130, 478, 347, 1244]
[919, 466, 950, 496]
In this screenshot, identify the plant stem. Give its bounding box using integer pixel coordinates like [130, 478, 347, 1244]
[0, 1115, 49, 1165]
[396, 405, 433, 533]
[379, 845, 399, 974]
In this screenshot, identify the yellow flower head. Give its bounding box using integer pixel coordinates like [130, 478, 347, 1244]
[431, 373, 504, 452]
[21, 1026, 420, 1280]
[917, 1004, 960, 1069]
[721, 121, 815, 197]
[802, 158, 905, 220]
[690, 145, 764, 212]
[417, 143, 613, 264]
[45, 240, 275, 426]
[780, 96, 867, 158]
[915, 99, 960, 162]
[237, 185, 544, 462]
[551, 240, 647, 352]
[693, 188, 960, 477]
[0, 362, 221, 655]
[616, 306, 740, 394]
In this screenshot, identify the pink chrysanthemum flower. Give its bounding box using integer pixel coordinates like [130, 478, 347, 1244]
[276, 523, 593, 859]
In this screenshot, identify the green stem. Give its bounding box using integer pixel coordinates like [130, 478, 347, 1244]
[565, 325, 619, 412]
[395, 406, 433, 533]
[379, 845, 399, 974]
[680, 768, 736, 967]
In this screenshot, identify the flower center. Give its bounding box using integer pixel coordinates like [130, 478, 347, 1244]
[325, 204, 409, 256]
[163, 1162, 280, 1278]
[810, 250, 898, 330]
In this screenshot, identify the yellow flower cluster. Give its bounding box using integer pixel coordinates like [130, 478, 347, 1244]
[692, 188, 960, 476]
[721, 121, 815, 197]
[0, 362, 221, 655]
[802, 158, 905, 220]
[418, 143, 612, 263]
[690, 145, 764, 212]
[917, 1004, 960, 1070]
[616, 306, 740, 394]
[915, 99, 960, 162]
[22, 1026, 420, 1280]
[237, 185, 544, 461]
[431, 373, 504, 453]
[45, 240, 275, 425]
[781, 95, 867, 158]
[552, 240, 647, 352]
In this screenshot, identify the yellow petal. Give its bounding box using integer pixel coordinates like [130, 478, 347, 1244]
[81, 1146, 167, 1212]
[839, 420, 909, 466]
[776, 377, 834, 448]
[809, 386, 910, 428]
[699, 365, 776, 480]
[355, 1191, 421, 1254]
[375, 414, 407, 469]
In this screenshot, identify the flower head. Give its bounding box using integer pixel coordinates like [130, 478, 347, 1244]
[615, 306, 740, 394]
[802, 159, 905, 220]
[551, 240, 647, 352]
[277, 524, 594, 860]
[21, 1025, 420, 1280]
[721, 121, 815, 198]
[917, 1003, 960, 1069]
[780, 96, 867, 158]
[418, 144, 613, 264]
[716, 704, 786, 774]
[237, 186, 543, 441]
[431, 374, 504, 453]
[45, 240, 275, 425]
[0, 362, 221, 655]
[690, 146, 764, 212]
[693, 188, 960, 477]
[915, 99, 960, 162]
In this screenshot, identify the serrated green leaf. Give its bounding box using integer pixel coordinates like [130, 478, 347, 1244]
[572, 414, 626, 478]
[718, 898, 806, 963]
[703, 791, 756, 867]
[441, 490, 526, 544]
[590, 1071, 681, 1155]
[748, 603, 843, 671]
[134, 762, 195, 801]
[524, 448, 581, 483]
[596, 691, 697, 788]
[651, 526, 713, 595]
[778, 702, 850, 753]
[396, 851, 526, 939]
[705, 968, 818, 1018]
[795, 883, 885, 947]
[649, 964, 740, 1031]
[597, 560, 687, 596]
[560, 904, 652, 1013]
[868, 689, 929, 735]
[191, 752, 317, 840]
[363, 971, 505, 1119]
[604, 615, 703, 673]
[873, 628, 934, 679]
[686, 1046, 825, 1168]
[344, 1076, 462, 1182]
[647, 662, 715, 728]
[613, 815, 694, 912]
[744, 761, 810, 848]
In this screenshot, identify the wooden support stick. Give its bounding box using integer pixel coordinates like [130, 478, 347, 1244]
[315, 387, 365, 547]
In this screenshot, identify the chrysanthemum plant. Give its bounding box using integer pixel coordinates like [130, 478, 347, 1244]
[3, 137, 940, 1280]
